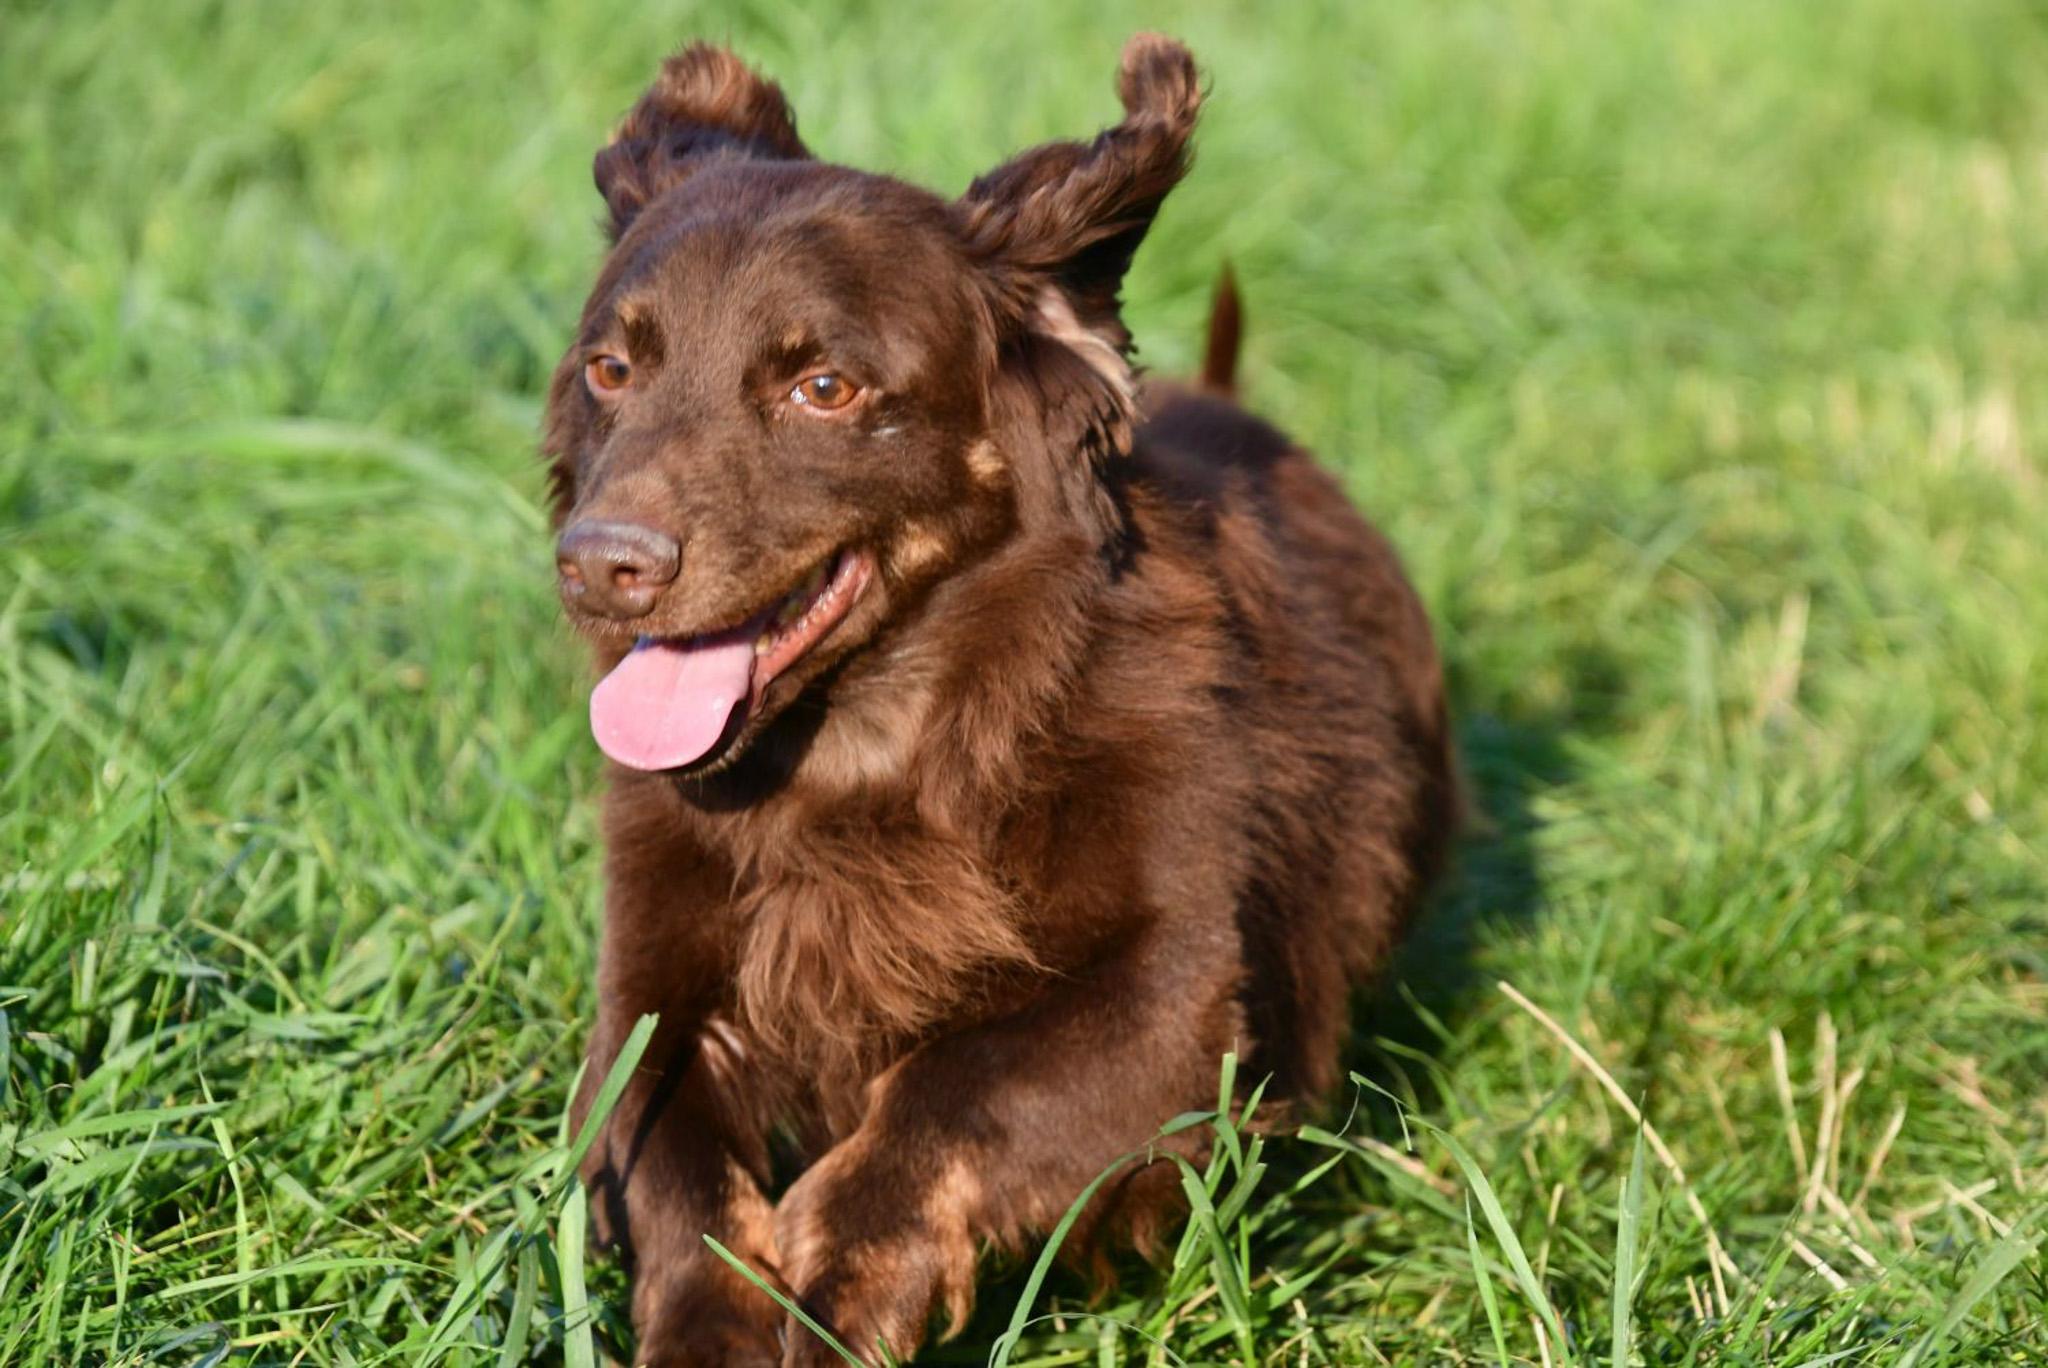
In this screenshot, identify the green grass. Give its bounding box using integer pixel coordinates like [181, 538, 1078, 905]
[4, 0, 2046, 1362]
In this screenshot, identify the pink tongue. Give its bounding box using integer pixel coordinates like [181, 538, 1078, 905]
[590, 634, 757, 771]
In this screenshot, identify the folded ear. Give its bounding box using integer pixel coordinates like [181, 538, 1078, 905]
[954, 33, 1201, 351]
[594, 43, 810, 239]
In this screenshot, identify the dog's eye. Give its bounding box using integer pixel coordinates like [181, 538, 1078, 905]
[790, 373, 860, 413]
[585, 354, 632, 396]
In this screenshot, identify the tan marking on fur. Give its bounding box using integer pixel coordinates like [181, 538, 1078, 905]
[887, 520, 951, 579]
[927, 1155, 984, 1216]
[964, 438, 1008, 487]
[926, 1158, 985, 1338]
[724, 1152, 781, 1272]
[773, 1128, 873, 1291]
[844, 1242, 920, 1363]
[801, 658, 939, 794]
[697, 1015, 748, 1089]
[1031, 287, 1135, 415]
[777, 1127, 981, 1360]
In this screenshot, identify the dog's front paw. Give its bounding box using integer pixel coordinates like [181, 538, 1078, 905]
[779, 1289, 903, 1368]
[773, 1144, 983, 1367]
[638, 1314, 782, 1368]
[632, 1251, 789, 1368]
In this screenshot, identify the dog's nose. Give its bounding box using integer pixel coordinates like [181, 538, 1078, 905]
[556, 519, 681, 620]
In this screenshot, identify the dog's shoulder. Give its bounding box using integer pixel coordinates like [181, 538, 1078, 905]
[1128, 379, 1293, 512]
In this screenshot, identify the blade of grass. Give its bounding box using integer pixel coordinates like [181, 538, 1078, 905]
[1169, 1153, 1255, 1363]
[549, 1013, 657, 1204]
[1427, 1122, 1573, 1363]
[990, 1112, 1217, 1368]
[1468, 1196, 1514, 1368]
[559, 1185, 595, 1368]
[495, 1241, 539, 1368]
[1896, 1211, 2042, 1368]
[1612, 1118, 1648, 1368]
[705, 1236, 865, 1367]
[1497, 981, 1742, 1312]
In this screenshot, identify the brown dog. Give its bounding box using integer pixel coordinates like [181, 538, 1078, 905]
[547, 33, 1456, 1367]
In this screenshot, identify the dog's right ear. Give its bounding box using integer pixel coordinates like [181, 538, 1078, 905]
[954, 34, 1201, 354]
[950, 34, 1201, 528]
[593, 43, 810, 239]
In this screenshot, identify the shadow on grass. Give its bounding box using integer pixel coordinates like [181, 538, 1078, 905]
[1345, 704, 1575, 1110]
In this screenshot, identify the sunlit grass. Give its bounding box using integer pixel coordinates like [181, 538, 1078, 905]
[3, 0, 2045, 1361]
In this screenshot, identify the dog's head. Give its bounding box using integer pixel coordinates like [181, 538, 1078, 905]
[545, 35, 1201, 775]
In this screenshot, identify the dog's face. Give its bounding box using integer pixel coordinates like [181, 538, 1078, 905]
[546, 38, 1201, 774]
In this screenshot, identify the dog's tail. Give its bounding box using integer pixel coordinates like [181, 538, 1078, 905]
[1199, 262, 1242, 397]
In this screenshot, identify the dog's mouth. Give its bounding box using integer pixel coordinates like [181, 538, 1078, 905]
[589, 548, 876, 772]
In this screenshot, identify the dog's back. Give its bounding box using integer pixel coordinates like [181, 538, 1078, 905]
[1123, 287, 1458, 1097]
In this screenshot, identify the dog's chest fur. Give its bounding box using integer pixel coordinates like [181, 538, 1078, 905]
[718, 798, 1033, 1076]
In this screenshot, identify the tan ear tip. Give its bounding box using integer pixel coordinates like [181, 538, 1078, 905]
[1116, 32, 1201, 123]
[655, 41, 753, 105]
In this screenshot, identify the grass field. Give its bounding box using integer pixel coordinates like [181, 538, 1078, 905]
[5, 0, 2048, 1362]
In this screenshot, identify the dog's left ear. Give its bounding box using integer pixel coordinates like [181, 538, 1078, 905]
[594, 43, 811, 239]
[955, 33, 1201, 355]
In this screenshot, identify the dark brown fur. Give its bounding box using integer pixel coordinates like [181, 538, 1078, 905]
[547, 34, 1456, 1367]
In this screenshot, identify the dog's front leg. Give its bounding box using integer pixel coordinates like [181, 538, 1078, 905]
[575, 1013, 783, 1368]
[772, 925, 1240, 1367]
[573, 822, 785, 1368]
